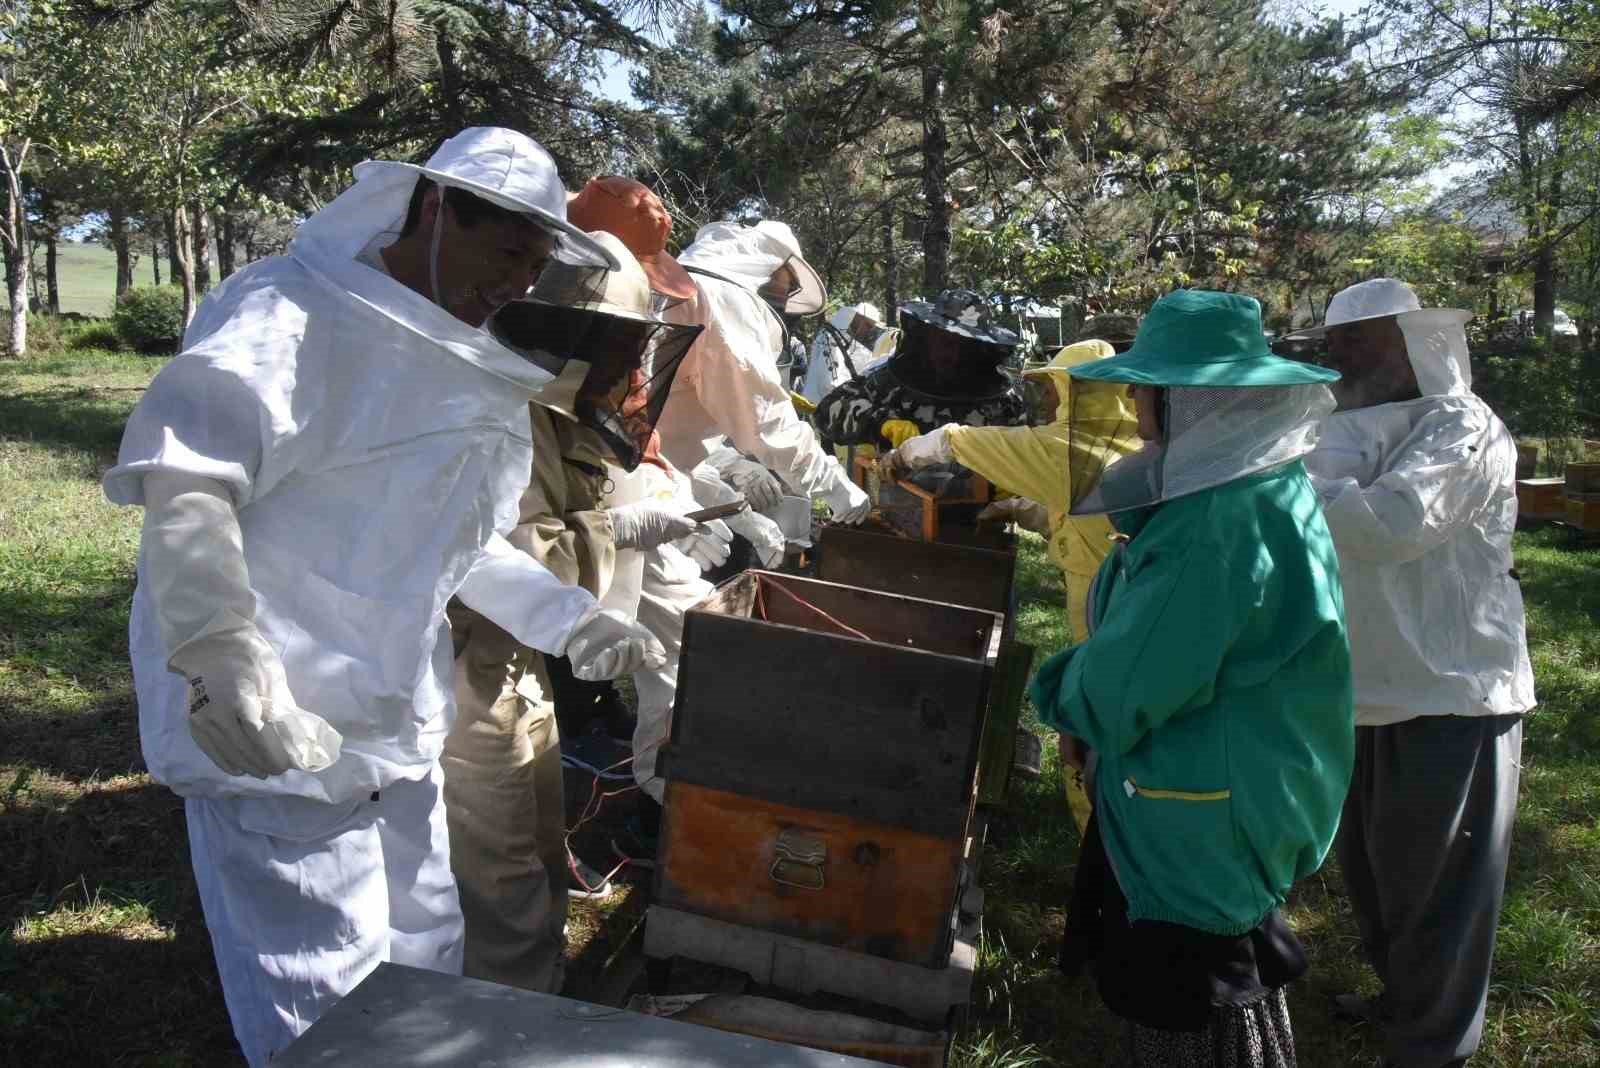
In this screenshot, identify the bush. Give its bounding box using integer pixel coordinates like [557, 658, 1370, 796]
[113, 286, 186, 354]
[69, 322, 125, 352]
[4, 311, 73, 355]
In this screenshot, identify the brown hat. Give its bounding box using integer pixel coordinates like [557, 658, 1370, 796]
[566, 177, 697, 301]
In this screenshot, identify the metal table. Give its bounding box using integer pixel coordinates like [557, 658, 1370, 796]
[275, 963, 886, 1067]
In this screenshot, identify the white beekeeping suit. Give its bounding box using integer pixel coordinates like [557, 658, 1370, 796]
[1298, 277, 1534, 1068]
[103, 128, 659, 1067]
[658, 220, 869, 522]
[801, 302, 882, 405]
[1301, 286, 1535, 722]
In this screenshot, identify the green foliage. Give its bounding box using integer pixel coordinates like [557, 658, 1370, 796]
[1474, 341, 1600, 442]
[112, 286, 185, 354]
[1352, 216, 1485, 310]
[68, 323, 123, 352]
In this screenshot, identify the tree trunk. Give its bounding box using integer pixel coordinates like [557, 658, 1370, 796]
[30, 236, 44, 309]
[920, 53, 951, 293]
[45, 233, 60, 315]
[173, 202, 196, 327]
[217, 206, 237, 280]
[151, 232, 162, 286]
[192, 200, 213, 293]
[437, 31, 466, 128]
[4, 241, 25, 358]
[110, 203, 134, 296]
[881, 201, 898, 326]
[165, 213, 182, 285]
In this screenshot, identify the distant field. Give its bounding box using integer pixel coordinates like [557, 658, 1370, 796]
[1, 242, 120, 319]
[53, 243, 119, 318]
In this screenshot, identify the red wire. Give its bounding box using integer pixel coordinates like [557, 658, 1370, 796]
[759, 575, 875, 642]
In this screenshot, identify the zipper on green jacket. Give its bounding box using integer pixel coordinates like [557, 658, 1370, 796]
[1123, 777, 1231, 802]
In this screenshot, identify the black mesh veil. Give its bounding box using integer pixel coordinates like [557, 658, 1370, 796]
[487, 266, 703, 470]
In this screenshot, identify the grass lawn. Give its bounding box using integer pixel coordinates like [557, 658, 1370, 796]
[3, 351, 1597, 1066]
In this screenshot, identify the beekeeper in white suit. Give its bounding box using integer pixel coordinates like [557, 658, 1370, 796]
[800, 301, 887, 406]
[1296, 278, 1535, 1068]
[658, 220, 871, 523]
[103, 127, 664, 1067]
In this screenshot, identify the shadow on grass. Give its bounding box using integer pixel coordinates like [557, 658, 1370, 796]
[0, 385, 143, 463]
[1, 575, 142, 780]
[1, 778, 242, 1066]
[1, 928, 243, 1066]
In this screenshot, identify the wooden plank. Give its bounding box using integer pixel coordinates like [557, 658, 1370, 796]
[976, 640, 1036, 807]
[816, 527, 1016, 616]
[644, 906, 979, 1024]
[656, 782, 965, 968]
[671, 609, 992, 810]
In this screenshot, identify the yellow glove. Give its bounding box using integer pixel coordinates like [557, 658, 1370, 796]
[880, 419, 921, 448]
[790, 391, 817, 416]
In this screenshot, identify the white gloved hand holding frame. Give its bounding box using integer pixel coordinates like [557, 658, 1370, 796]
[610, 501, 699, 551]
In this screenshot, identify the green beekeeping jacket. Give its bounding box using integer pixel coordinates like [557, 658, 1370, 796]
[1028, 461, 1354, 936]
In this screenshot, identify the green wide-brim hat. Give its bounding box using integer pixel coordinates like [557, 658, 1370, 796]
[1067, 290, 1339, 387]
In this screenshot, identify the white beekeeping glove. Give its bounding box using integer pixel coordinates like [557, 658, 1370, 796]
[674, 518, 735, 571]
[822, 475, 871, 525]
[978, 496, 1050, 536]
[562, 607, 668, 681]
[710, 449, 785, 512]
[610, 501, 700, 551]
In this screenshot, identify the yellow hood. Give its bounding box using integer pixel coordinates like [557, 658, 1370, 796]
[946, 339, 1140, 641]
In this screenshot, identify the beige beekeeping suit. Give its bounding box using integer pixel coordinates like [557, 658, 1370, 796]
[442, 403, 617, 992]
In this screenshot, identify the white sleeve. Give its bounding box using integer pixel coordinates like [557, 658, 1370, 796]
[455, 532, 599, 654]
[802, 334, 836, 404]
[104, 355, 269, 508]
[1315, 404, 1508, 565]
[691, 282, 851, 501]
[139, 471, 259, 661]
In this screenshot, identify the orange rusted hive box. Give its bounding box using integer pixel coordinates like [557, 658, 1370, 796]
[656, 570, 1001, 969]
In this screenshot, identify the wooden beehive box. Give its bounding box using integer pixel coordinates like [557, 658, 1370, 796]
[815, 526, 1033, 806]
[1566, 462, 1600, 496]
[815, 526, 1016, 617]
[1566, 493, 1600, 531]
[656, 571, 1001, 969]
[1517, 478, 1568, 520]
[850, 454, 1008, 548]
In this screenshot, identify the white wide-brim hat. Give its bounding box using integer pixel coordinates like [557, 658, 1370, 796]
[753, 220, 826, 315]
[355, 127, 619, 270]
[1290, 277, 1469, 338]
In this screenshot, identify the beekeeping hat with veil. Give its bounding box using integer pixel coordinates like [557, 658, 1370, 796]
[889, 288, 1021, 402]
[487, 230, 704, 470]
[352, 127, 619, 306]
[1065, 289, 1340, 515]
[1287, 277, 1473, 411]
